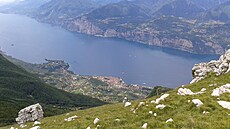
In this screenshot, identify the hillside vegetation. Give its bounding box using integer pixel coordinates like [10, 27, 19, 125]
[0, 54, 106, 127]
[4, 71, 230, 129]
[4, 56, 152, 103]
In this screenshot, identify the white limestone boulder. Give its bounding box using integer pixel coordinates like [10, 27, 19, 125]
[124, 102, 131, 107]
[192, 99, 203, 107]
[64, 115, 78, 122]
[211, 84, 230, 96]
[30, 126, 40, 129]
[155, 94, 169, 104]
[156, 104, 166, 109]
[166, 118, 173, 123]
[33, 121, 41, 126]
[177, 88, 204, 96]
[141, 123, 148, 129]
[16, 103, 43, 125]
[94, 118, 100, 125]
[217, 101, 230, 110]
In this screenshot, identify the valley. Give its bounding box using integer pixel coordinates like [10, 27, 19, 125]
[5, 55, 153, 103]
[0, 13, 218, 88]
[1, 0, 230, 128]
[3, 50, 230, 129]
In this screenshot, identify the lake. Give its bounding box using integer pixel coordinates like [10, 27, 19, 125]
[0, 13, 218, 88]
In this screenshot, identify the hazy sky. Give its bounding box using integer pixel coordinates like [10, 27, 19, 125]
[0, 0, 16, 4]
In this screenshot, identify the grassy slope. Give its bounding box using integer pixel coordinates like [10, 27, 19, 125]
[0, 54, 106, 127]
[4, 72, 230, 129]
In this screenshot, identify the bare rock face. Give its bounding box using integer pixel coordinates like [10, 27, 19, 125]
[16, 103, 44, 125]
[191, 49, 230, 84]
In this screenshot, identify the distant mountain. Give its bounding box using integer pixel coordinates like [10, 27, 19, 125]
[191, 0, 229, 10]
[0, 54, 105, 126]
[202, 1, 230, 22]
[1, 0, 229, 54]
[35, 0, 124, 25]
[153, 0, 205, 18]
[0, 0, 51, 14]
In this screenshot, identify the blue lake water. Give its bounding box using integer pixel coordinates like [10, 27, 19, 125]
[0, 13, 218, 88]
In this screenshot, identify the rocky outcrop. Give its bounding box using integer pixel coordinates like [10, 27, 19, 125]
[191, 49, 230, 84]
[217, 101, 230, 110]
[151, 94, 169, 104]
[211, 84, 230, 96]
[58, 16, 226, 55]
[67, 19, 197, 53]
[177, 88, 205, 95]
[192, 99, 203, 107]
[16, 103, 44, 125]
[68, 17, 103, 35]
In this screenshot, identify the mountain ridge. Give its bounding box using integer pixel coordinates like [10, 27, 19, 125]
[0, 54, 106, 127]
[32, 0, 230, 54]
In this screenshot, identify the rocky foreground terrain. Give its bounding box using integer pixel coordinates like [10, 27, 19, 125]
[4, 50, 230, 129]
[5, 56, 153, 103]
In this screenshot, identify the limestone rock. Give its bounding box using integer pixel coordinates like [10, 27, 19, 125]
[156, 104, 166, 109]
[33, 121, 41, 126]
[149, 111, 153, 114]
[141, 123, 148, 129]
[124, 102, 132, 107]
[192, 99, 203, 107]
[177, 88, 204, 95]
[20, 124, 27, 128]
[16, 103, 43, 125]
[94, 118, 100, 125]
[217, 101, 230, 110]
[30, 126, 40, 129]
[64, 115, 78, 122]
[191, 49, 230, 83]
[155, 94, 169, 104]
[166, 118, 173, 123]
[211, 84, 230, 96]
[203, 111, 210, 114]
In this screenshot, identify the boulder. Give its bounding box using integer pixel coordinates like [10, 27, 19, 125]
[94, 118, 100, 125]
[166, 118, 173, 123]
[155, 94, 169, 104]
[191, 49, 230, 83]
[149, 111, 153, 114]
[16, 103, 43, 125]
[30, 126, 40, 129]
[124, 102, 132, 107]
[156, 104, 166, 109]
[141, 123, 148, 129]
[177, 88, 204, 95]
[137, 102, 145, 108]
[64, 115, 78, 122]
[217, 101, 230, 110]
[33, 121, 41, 126]
[192, 99, 203, 107]
[211, 84, 230, 96]
[20, 124, 27, 128]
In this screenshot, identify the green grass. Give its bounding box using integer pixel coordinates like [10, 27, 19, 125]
[0, 54, 106, 127]
[3, 72, 230, 129]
